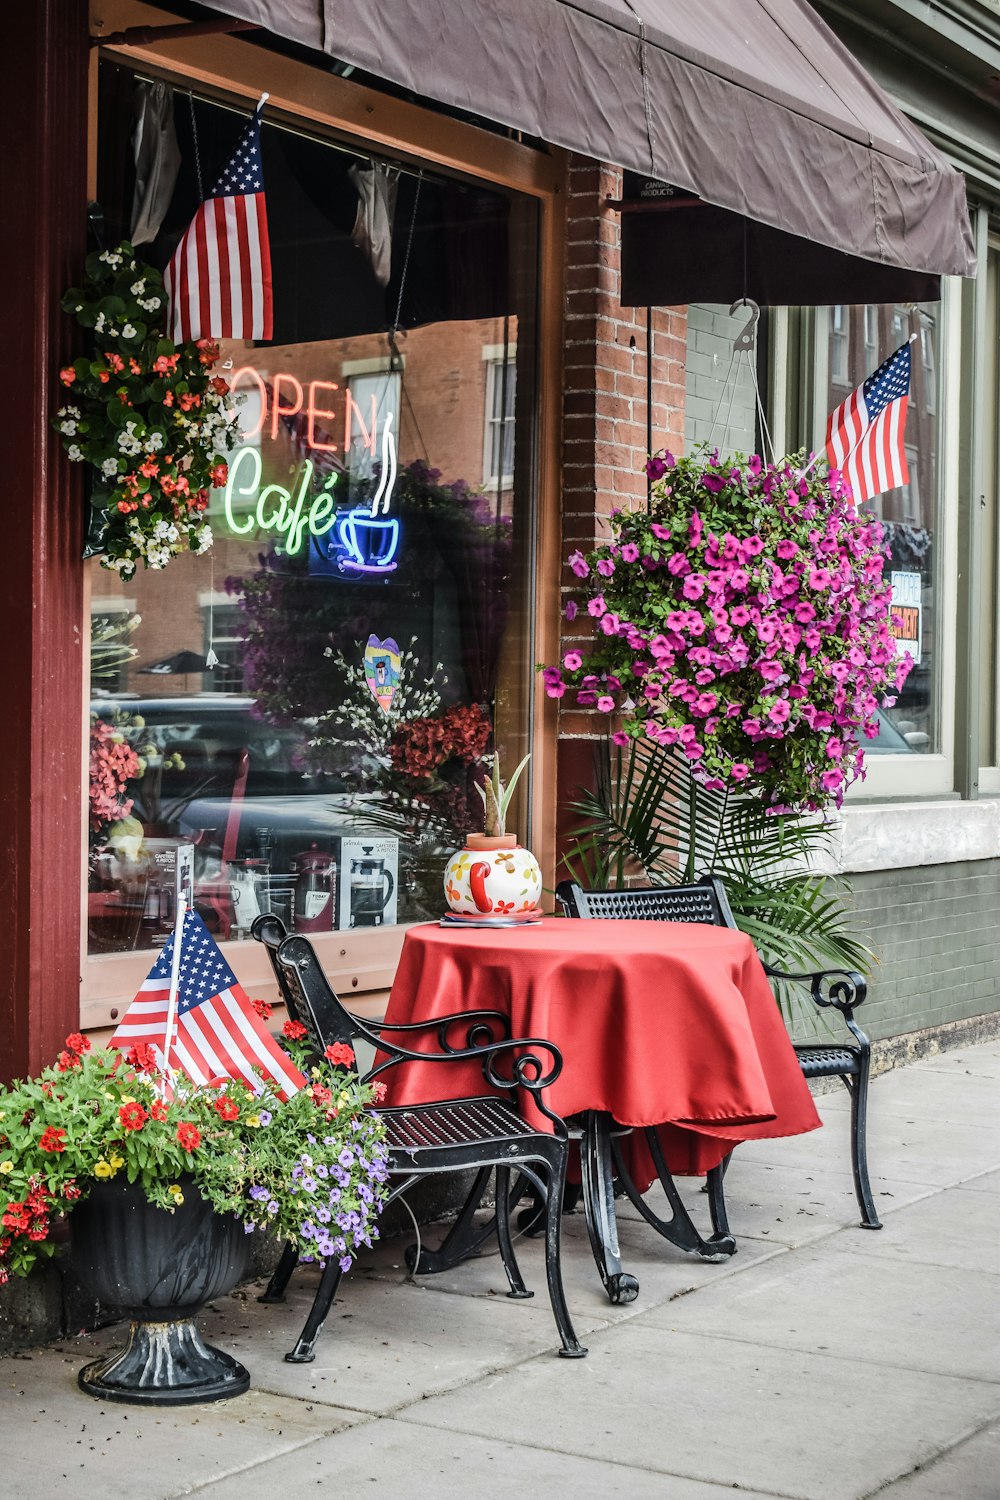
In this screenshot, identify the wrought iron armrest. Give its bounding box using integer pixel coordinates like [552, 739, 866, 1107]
[373, 1009, 512, 1054]
[366, 1032, 563, 1103]
[761, 963, 868, 1018]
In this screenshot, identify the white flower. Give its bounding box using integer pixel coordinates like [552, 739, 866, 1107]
[59, 419, 77, 435]
[140, 297, 161, 312]
[147, 433, 164, 451]
[99, 251, 122, 267]
[122, 324, 137, 339]
[195, 525, 214, 554]
[101, 458, 120, 478]
[94, 313, 107, 332]
[130, 281, 146, 296]
[66, 444, 83, 461]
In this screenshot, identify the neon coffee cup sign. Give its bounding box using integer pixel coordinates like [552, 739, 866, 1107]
[220, 368, 400, 572]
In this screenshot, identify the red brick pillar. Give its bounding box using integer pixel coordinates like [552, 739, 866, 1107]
[556, 158, 687, 864]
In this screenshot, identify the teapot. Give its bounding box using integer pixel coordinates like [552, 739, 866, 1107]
[443, 833, 542, 918]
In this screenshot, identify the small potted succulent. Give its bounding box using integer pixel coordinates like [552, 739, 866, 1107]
[443, 751, 542, 918]
[0, 1028, 388, 1404]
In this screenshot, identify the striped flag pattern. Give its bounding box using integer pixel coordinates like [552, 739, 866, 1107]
[164, 102, 273, 344]
[110, 910, 304, 1100]
[825, 341, 911, 506]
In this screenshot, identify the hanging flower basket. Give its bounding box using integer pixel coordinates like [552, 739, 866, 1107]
[54, 242, 240, 580]
[542, 449, 912, 812]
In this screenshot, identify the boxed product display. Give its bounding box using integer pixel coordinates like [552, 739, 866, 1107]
[334, 834, 398, 930]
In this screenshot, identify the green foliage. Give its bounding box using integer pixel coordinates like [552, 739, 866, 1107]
[563, 739, 874, 1025]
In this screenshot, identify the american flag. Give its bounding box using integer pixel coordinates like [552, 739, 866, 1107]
[164, 102, 273, 344]
[826, 341, 911, 505]
[110, 910, 304, 1100]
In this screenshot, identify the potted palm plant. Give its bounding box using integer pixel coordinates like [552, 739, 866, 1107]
[0, 1029, 387, 1404]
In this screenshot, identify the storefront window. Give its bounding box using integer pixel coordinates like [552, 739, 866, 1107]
[684, 303, 758, 457]
[822, 303, 943, 754]
[87, 68, 538, 956]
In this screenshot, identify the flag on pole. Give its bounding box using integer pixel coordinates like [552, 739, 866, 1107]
[825, 340, 911, 505]
[164, 99, 273, 344]
[110, 909, 304, 1100]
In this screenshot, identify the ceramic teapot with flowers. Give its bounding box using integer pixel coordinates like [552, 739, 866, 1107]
[443, 752, 542, 917]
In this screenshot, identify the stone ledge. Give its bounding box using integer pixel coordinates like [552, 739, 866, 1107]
[815, 799, 1000, 874]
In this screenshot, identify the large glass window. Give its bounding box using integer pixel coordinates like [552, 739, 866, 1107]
[87, 67, 538, 956]
[820, 302, 943, 755]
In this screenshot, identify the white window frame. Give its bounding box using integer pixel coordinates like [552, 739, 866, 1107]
[481, 344, 517, 490]
[978, 233, 1000, 792]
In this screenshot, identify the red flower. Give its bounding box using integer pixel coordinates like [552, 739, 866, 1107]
[176, 1122, 201, 1152]
[63, 1182, 82, 1201]
[38, 1127, 66, 1154]
[106, 352, 125, 374]
[152, 353, 179, 375]
[324, 1042, 354, 1068]
[150, 1101, 168, 1122]
[251, 998, 273, 1022]
[27, 1221, 49, 1242]
[309, 1083, 332, 1108]
[282, 1020, 308, 1041]
[209, 462, 228, 487]
[119, 1102, 148, 1132]
[210, 376, 229, 395]
[126, 1042, 159, 1073]
[213, 1097, 240, 1122]
[65, 1033, 91, 1056]
[59, 366, 76, 385]
[55, 1051, 81, 1072]
[371, 1080, 387, 1103]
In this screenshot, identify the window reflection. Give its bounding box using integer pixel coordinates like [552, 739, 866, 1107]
[824, 303, 941, 755]
[88, 70, 537, 955]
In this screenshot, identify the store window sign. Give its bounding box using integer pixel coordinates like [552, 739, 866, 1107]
[890, 571, 922, 666]
[219, 367, 400, 570]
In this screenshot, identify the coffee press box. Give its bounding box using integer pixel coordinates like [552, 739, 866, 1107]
[333, 835, 398, 930]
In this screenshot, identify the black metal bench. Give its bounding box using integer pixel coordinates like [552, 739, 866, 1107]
[251, 915, 586, 1361]
[555, 877, 881, 1231]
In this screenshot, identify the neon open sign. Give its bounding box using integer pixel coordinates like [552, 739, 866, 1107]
[219, 368, 401, 571]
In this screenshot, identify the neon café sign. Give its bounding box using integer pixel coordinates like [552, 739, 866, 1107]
[220, 369, 400, 573]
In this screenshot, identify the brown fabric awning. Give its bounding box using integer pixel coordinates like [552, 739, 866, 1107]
[188, 0, 977, 292]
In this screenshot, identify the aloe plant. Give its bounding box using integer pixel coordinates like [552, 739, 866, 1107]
[475, 751, 530, 837]
[563, 738, 874, 1031]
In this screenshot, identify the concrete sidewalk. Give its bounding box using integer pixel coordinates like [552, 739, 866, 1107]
[1, 1040, 997, 1500]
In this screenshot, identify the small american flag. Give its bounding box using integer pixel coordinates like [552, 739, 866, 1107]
[826, 340, 911, 505]
[164, 101, 273, 344]
[110, 910, 304, 1099]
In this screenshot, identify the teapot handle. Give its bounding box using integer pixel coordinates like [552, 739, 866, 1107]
[381, 868, 395, 907]
[469, 861, 493, 913]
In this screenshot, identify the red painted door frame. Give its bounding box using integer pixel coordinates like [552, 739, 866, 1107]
[0, 2, 89, 1080]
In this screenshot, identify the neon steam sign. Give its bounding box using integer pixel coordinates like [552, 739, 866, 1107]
[219, 368, 401, 572]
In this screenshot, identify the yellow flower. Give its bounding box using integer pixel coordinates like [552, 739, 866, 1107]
[94, 1160, 113, 1178]
[245, 1115, 261, 1129]
[167, 1184, 184, 1205]
[109, 1154, 125, 1172]
[0, 1160, 13, 1174]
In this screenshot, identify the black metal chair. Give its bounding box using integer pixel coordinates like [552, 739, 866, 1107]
[555, 877, 881, 1231]
[251, 915, 586, 1361]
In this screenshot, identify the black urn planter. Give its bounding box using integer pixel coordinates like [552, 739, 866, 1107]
[70, 1177, 251, 1405]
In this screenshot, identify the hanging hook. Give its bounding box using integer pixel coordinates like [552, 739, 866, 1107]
[729, 297, 760, 354]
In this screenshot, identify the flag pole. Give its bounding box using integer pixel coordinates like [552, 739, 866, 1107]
[161, 896, 187, 1087]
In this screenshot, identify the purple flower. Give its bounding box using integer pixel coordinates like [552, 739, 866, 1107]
[620, 543, 640, 562]
[258, 1111, 272, 1126]
[596, 558, 615, 578]
[563, 651, 582, 672]
[565, 599, 578, 621]
[568, 550, 590, 578]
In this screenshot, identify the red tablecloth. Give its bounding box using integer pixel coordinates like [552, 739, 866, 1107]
[382, 920, 821, 1184]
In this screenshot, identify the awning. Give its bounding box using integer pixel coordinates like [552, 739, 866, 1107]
[180, 0, 976, 298]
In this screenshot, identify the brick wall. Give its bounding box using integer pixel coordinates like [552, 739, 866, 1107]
[556, 158, 687, 848]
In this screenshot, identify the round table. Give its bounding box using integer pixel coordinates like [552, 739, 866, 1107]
[383, 918, 820, 1300]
